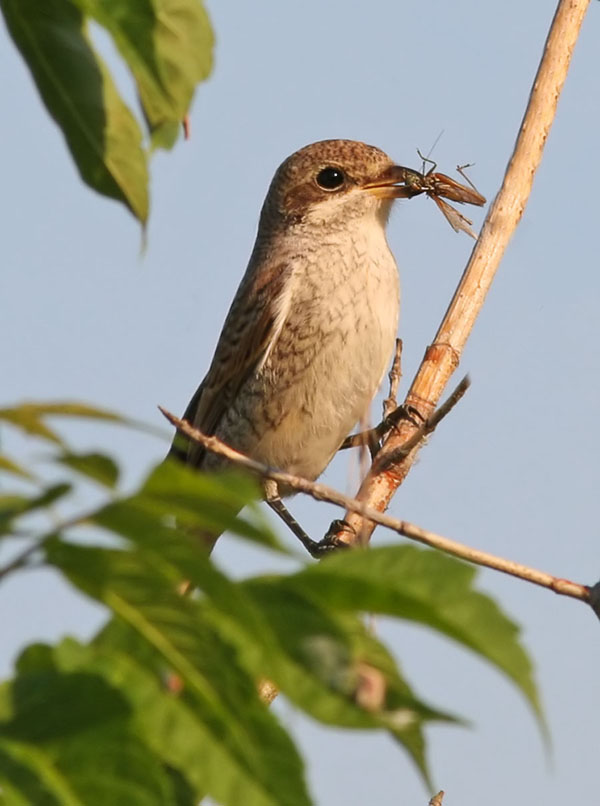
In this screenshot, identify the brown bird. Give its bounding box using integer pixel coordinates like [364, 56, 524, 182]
[170, 139, 411, 553]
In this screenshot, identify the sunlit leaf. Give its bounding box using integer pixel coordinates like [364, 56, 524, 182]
[94, 460, 284, 552]
[0, 0, 149, 222]
[44, 539, 311, 806]
[54, 635, 287, 805]
[0, 401, 126, 446]
[237, 576, 455, 787]
[73, 0, 214, 149]
[286, 545, 544, 726]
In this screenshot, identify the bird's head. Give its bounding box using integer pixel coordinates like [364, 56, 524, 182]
[260, 139, 408, 231]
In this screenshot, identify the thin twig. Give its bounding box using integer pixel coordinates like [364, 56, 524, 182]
[337, 0, 592, 546]
[159, 407, 593, 610]
[383, 338, 403, 420]
[0, 541, 43, 580]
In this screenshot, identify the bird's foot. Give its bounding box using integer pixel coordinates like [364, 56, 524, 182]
[307, 519, 355, 558]
[340, 404, 426, 457]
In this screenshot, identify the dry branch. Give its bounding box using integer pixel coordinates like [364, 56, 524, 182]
[335, 0, 592, 547]
[383, 338, 403, 420]
[159, 407, 593, 612]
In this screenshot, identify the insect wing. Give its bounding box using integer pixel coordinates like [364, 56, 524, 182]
[431, 195, 478, 239]
[430, 173, 486, 206]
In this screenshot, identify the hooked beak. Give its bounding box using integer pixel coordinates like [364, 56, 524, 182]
[362, 165, 418, 200]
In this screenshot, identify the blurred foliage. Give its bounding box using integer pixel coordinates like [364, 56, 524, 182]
[0, 403, 543, 805]
[0, 0, 214, 224]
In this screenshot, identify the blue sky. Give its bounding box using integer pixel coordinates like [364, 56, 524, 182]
[2, 1, 599, 804]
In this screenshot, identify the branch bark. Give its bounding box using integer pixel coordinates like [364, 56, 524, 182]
[335, 0, 591, 547]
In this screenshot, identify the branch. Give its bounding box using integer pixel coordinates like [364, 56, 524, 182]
[0, 541, 42, 580]
[159, 407, 595, 613]
[383, 338, 403, 420]
[335, 0, 592, 546]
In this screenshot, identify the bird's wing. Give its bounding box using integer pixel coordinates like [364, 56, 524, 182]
[169, 259, 293, 467]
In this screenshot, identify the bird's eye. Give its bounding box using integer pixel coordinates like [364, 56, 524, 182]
[316, 167, 346, 191]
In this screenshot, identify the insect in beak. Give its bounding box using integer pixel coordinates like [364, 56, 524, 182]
[365, 155, 486, 239]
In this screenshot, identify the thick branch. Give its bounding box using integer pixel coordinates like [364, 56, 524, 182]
[337, 0, 591, 546]
[159, 407, 593, 611]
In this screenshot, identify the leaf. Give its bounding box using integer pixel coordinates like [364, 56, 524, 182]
[0, 484, 71, 535]
[285, 545, 544, 726]
[0, 657, 176, 806]
[0, 455, 34, 480]
[55, 635, 276, 804]
[100, 509, 455, 788]
[43, 539, 312, 806]
[55, 451, 119, 488]
[0, 401, 126, 445]
[236, 577, 455, 787]
[72, 0, 214, 149]
[0, 0, 149, 222]
[94, 460, 284, 552]
[0, 740, 83, 806]
[92, 511, 439, 771]
[52, 488, 452, 788]
[0, 409, 64, 446]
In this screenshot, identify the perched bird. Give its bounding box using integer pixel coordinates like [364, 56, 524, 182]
[169, 139, 409, 551]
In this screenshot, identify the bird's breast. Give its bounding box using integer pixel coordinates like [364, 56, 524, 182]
[248, 226, 400, 479]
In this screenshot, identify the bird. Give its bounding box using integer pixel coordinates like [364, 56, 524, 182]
[169, 139, 409, 553]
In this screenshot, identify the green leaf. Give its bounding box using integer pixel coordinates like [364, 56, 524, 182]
[286, 545, 544, 726]
[236, 577, 455, 787]
[72, 0, 214, 149]
[0, 455, 34, 480]
[0, 656, 176, 806]
[55, 451, 119, 488]
[0, 0, 149, 222]
[94, 460, 284, 552]
[240, 578, 381, 725]
[55, 635, 276, 805]
[100, 508, 454, 788]
[0, 484, 71, 535]
[44, 539, 311, 806]
[0, 408, 63, 446]
[0, 401, 126, 445]
[0, 740, 82, 806]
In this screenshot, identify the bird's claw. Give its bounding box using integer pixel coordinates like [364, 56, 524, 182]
[383, 403, 425, 433]
[307, 519, 355, 558]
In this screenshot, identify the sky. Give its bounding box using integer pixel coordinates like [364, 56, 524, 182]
[2, 0, 599, 804]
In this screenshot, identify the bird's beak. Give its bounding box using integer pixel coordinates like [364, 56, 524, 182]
[362, 165, 416, 200]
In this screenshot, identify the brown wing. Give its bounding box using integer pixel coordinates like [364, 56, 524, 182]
[429, 172, 486, 206]
[431, 195, 478, 239]
[168, 259, 292, 467]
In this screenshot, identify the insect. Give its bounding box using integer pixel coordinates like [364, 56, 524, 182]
[395, 151, 486, 239]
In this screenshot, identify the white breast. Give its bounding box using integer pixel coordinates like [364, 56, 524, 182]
[254, 212, 400, 480]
